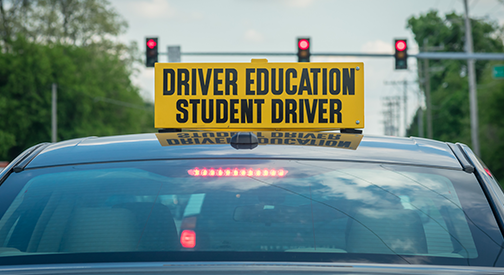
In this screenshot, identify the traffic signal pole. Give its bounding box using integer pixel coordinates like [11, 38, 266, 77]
[464, 0, 479, 156]
[423, 47, 432, 139]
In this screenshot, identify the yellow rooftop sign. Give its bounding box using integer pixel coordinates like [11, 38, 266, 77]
[154, 60, 364, 130]
[156, 131, 363, 150]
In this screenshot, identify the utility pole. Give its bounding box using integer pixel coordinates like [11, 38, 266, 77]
[51, 83, 57, 143]
[403, 79, 407, 135]
[417, 60, 424, 138]
[423, 39, 433, 139]
[384, 80, 415, 136]
[382, 99, 393, 136]
[382, 97, 401, 136]
[464, 0, 480, 156]
[417, 90, 424, 138]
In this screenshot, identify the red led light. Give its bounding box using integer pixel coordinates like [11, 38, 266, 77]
[180, 230, 196, 248]
[395, 40, 406, 51]
[298, 39, 309, 50]
[147, 39, 157, 49]
[188, 168, 288, 177]
[278, 169, 286, 177]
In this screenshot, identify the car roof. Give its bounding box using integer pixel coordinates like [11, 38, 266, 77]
[24, 132, 463, 171]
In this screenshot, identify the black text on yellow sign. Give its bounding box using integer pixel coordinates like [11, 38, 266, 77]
[156, 132, 363, 150]
[155, 61, 364, 130]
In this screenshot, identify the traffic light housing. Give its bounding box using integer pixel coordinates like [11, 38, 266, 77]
[394, 39, 408, 70]
[297, 38, 310, 62]
[146, 37, 158, 67]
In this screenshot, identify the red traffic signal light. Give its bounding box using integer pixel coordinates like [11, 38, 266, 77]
[395, 40, 406, 52]
[298, 39, 310, 50]
[394, 39, 407, 70]
[297, 37, 311, 62]
[145, 37, 158, 67]
[147, 39, 157, 49]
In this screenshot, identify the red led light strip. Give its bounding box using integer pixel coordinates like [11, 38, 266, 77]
[188, 168, 288, 177]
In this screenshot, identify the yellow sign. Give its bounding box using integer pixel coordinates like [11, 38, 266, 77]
[156, 131, 363, 150]
[155, 60, 364, 130]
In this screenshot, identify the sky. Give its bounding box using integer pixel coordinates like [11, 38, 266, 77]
[109, 0, 504, 136]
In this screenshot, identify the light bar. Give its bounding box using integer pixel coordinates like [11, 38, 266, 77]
[188, 168, 288, 177]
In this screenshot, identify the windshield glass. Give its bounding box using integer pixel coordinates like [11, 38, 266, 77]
[0, 159, 502, 266]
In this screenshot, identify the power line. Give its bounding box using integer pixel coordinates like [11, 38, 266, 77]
[384, 80, 417, 137]
[382, 97, 401, 136]
[485, 1, 504, 16]
[470, 0, 481, 10]
[92, 96, 152, 111]
[449, 0, 458, 9]
[56, 84, 152, 111]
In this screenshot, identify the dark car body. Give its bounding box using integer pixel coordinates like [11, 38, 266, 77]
[0, 131, 503, 274]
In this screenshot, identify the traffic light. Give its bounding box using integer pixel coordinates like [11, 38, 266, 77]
[297, 37, 310, 62]
[146, 37, 158, 67]
[394, 39, 408, 70]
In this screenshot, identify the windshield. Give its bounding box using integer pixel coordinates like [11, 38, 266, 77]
[0, 159, 502, 266]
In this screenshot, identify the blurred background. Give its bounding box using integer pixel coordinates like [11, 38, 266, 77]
[0, 0, 503, 180]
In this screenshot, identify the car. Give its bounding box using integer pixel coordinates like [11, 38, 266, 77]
[1, 60, 504, 274]
[0, 131, 504, 274]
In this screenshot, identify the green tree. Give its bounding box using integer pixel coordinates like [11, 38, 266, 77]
[406, 10, 504, 180]
[0, 1, 154, 161]
[0, 0, 127, 46]
[478, 61, 504, 181]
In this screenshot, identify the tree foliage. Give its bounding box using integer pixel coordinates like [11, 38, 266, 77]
[0, 0, 154, 161]
[0, 0, 127, 46]
[478, 61, 504, 181]
[406, 10, 504, 181]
